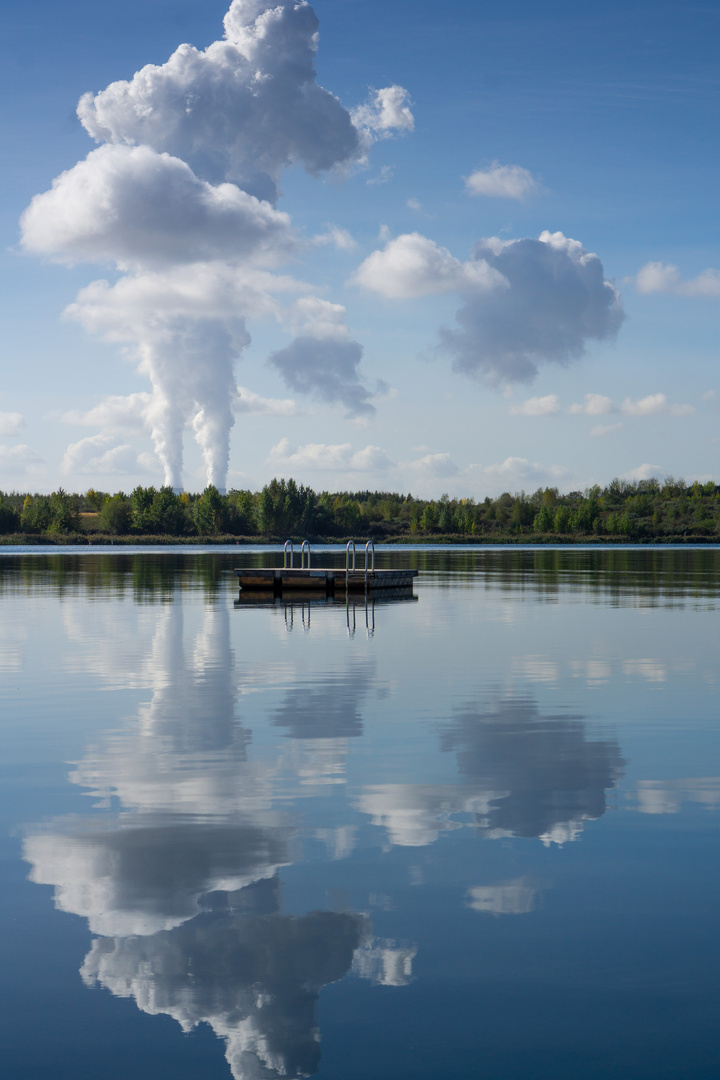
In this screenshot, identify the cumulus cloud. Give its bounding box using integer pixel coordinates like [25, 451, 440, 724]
[351, 232, 503, 299]
[568, 393, 614, 415]
[268, 336, 374, 417]
[352, 85, 414, 145]
[311, 225, 356, 250]
[77, 0, 360, 203]
[464, 162, 538, 200]
[21, 145, 294, 271]
[622, 463, 667, 482]
[468, 456, 571, 491]
[22, 0, 410, 491]
[634, 261, 720, 297]
[620, 393, 694, 416]
[0, 411, 25, 437]
[234, 385, 298, 416]
[0, 443, 44, 473]
[354, 230, 623, 383]
[510, 394, 561, 416]
[269, 438, 393, 472]
[61, 434, 150, 476]
[63, 392, 152, 433]
[408, 452, 460, 478]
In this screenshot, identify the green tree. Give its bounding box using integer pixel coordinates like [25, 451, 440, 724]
[131, 486, 157, 532]
[151, 487, 188, 536]
[49, 489, 79, 534]
[98, 494, 133, 535]
[194, 485, 226, 534]
[533, 505, 554, 533]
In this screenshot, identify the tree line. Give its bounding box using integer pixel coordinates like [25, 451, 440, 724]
[1, 476, 719, 542]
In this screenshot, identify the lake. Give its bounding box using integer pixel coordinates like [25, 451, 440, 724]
[1, 546, 719, 1079]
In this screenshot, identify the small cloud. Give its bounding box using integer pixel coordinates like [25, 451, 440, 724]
[0, 443, 44, 474]
[510, 394, 561, 416]
[590, 422, 622, 437]
[622, 463, 667, 482]
[568, 393, 614, 416]
[703, 389, 716, 401]
[634, 261, 720, 297]
[467, 456, 572, 491]
[62, 392, 151, 434]
[621, 393, 694, 417]
[408, 452, 460, 478]
[268, 438, 394, 472]
[353, 86, 415, 138]
[406, 198, 421, 210]
[61, 433, 149, 476]
[367, 165, 394, 186]
[464, 162, 539, 201]
[0, 412, 26, 437]
[311, 225, 356, 251]
[234, 386, 298, 417]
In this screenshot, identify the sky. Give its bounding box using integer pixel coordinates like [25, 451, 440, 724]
[1, 0, 719, 497]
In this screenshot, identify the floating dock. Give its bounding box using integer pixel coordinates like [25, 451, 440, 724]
[234, 541, 418, 597]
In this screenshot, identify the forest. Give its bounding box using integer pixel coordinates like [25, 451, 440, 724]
[1, 475, 719, 543]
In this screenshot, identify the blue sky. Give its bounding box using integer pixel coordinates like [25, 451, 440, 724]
[2, 0, 719, 496]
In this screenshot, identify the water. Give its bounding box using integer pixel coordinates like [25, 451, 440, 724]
[1, 547, 718, 1080]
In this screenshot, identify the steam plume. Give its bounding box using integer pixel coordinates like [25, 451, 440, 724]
[21, 1, 412, 489]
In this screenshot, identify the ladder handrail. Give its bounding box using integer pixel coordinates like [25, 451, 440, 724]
[300, 540, 311, 569]
[364, 540, 375, 586]
[283, 540, 294, 568]
[346, 540, 356, 591]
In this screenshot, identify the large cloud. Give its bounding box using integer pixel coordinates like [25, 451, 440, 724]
[77, 0, 361, 203]
[21, 145, 294, 270]
[354, 230, 624, 384]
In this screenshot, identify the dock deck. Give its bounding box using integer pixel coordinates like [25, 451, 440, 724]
[234, 567, 418, 595]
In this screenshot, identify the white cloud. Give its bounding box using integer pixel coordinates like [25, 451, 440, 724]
[78, 0, 366, 203]
[63, 393, 152, 434]
[464, 162, 539, 200]
[634, 261, 720, 297]
[311, 225, 356, 251]
[351, 232, 504, 299]
[268, 438, 394, 472]
[352, 85, 414, 141]
[354, 230, 623, 384]
[568, 393, 614, 415]
[0, 412, 25, 437]
[510, 394, 561, 416]
[21, 145, 295, 271]
[61, 434, 149, 476]
[0, 443, 44, 474]
[408, 452, 460, 478]
[234, 386, 297, 416]
[622, 463, 667, 482]
[621, 393, 694, 416]
[366, 165, 394, 186]
[468, 456, 572, 492]
[406, 197, 421, 210]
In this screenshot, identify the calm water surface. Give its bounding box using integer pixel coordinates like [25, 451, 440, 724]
[1, 547, 719, 1079]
